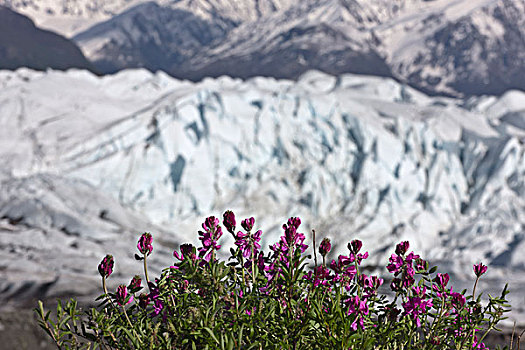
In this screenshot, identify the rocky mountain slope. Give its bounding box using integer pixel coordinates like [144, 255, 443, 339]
[0, 6, 95, 72]
[1, 0, 523, 96]
[1, 68, 524, 318]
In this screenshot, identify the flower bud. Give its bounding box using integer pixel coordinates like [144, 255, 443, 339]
[473, 263, 487, 277]
[115, 285, 132, 306]
[348, 239, 362, 254]
[319, 238, 331, 257]
[241, 217, 255, 232]
[127, 275, 142, 293]
[137, 232, 153, 256]
[369, 276, 384, 289]
[434, 273, 450, 289]
[395, 241, 410, 256]
[223, 210, 236, 233]
[174, 243, 195, 261]
[203, 216, 219, 231]
[287, 217, 301, 229]
[97, 254, 114, 278]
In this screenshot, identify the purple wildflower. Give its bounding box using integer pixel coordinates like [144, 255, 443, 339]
[137, 232, 153, 256]
[473, 263, 488, 277]
[148, 281, 163, 317]
[319, 238, 331, 257]
[414, 257, 427, 271]
[348, 239, 363, 254]
[386, 254, 404, 274]
[304, 265, 332, 288]
[280, 217, 307, 254]
[472, 335, 488, 350]
[287, 217, 301, 229]
[197, 216, 222, 262]
[241, 217, 255, 232]
[115, 285, 132, 306]
[127, 275, 142, 293]
[223, 210, 236, 234]
[203, 216, 219, 231]
[402, 296, 433, 327]
[356, 251, 369, 265]
[345, 296, 369, 330]
[405, 251, 420, 263]
[390, 277, 402, 292]
[330, 255, 357, 282]
[369, 276, 384, 290]
[173, 243, 195, 261]
[411, 286, 427, 298]
[435, 273, 450, 289]
[98, 254, 114, 278]
[395, 241, 410, 256]
[402, 275, 415, 288]
[450, 292, 466, 309]
[235, 229, 262, 258]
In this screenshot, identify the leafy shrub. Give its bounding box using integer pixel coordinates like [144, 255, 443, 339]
[36, 211, 511, 349]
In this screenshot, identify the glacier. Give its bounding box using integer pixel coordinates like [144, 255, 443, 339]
[0, 68, 524, 320]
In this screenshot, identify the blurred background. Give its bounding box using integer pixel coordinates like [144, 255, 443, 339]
[0, 0, 524, 347]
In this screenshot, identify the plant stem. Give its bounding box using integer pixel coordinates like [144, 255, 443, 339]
[122, 305, 134, 329]
[428, 295, 446, 340]
[143, 254, 150, 289]
[251, 233, 256, 286]
[102, 276, 108, 296]
[38, 302, 62, 350]
[354, 259, 362, 298]
[121, 304, 142, 346]
[240, 253, 246, 295]
[472, 276, 480, 299]
[102, 276, 118, 311]
[312, 229, 318, 270]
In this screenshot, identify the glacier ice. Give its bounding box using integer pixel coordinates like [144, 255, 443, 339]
[0, 68, 524, 320]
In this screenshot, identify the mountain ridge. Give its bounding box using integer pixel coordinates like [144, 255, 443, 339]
[1, 0, 523, 97]
[0, 6, 96, 72]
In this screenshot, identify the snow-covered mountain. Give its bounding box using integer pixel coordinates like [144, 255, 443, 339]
[0, 0, 295, 36]
[376, 0, 525, 96]
[0, 0, 147, 36]
[1, 68, 524, 318]
[72, 2, 232, 75]
[2, 0, 523, 96]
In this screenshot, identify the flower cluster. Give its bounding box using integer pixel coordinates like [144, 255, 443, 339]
[37, 211, 511, 350]
[387, 241, 426, 291]
[235, 217, 262, 259]
[197, 216, 222, 261]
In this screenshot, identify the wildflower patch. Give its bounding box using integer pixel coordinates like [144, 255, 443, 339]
[36, 211, 510, 349]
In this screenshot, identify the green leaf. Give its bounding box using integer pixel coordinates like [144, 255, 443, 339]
[238, 323, 244, 347]
[203, 327, 220, 344]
